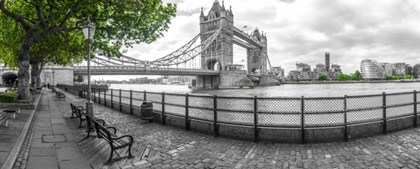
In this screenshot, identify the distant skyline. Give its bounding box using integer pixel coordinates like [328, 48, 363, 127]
[97, 0, 420, 80]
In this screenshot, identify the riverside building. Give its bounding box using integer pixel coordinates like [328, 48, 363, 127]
[360, 59, 413, 80]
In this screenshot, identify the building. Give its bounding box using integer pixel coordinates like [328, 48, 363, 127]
[296, 63, 311, 72]
[325, 52, 330, 71]
[392, 63, 406, 76]
[360, 59, 386, 79]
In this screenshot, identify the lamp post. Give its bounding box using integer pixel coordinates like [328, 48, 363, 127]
[82, 18, 96, 120]
[52, 71, 55, 87]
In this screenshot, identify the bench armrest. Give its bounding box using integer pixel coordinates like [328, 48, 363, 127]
[96, 119, 106, 125]
[111, 135, 134, 144]
[76, 106, 85, 110]
[106, 127, 117, 135]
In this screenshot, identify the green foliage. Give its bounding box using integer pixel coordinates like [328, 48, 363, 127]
[386, 75, 403, 80]
[352, 70, 362, 80]
[405, 74, 412, 79]
[76, 75, 84, 83]
[0, 92, 18, 103]
[318, 74, 328, 81]
[292, 77, 300, 82]
[0, 0, 177, 100]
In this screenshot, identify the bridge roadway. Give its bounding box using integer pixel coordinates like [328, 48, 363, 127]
[73, 66, 220, 76]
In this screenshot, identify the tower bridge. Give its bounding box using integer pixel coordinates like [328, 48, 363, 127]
[1, 0, 280, 88]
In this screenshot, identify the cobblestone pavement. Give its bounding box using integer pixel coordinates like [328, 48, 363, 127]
[59, 90, 420, 169]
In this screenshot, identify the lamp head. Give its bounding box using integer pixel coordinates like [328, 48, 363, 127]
[82, 18, 95, 41]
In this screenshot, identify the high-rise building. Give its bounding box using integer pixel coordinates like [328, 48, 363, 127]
[360, 59, 385, 79]
[325, 52, 330, 71]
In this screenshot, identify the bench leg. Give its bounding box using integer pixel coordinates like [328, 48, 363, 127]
[12, 113, 15, 119]
[17, 109, 20, 114]
[105, 149, 114, 165]
[5, 120, 8, 127]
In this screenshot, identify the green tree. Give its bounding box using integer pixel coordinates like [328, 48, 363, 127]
[75, 74, 84, 83]
[293, 77, 300, 82]
[337, 73, 345, 81]
[318, 74, 328, 81]
[351, 70, 362, 80]
[0, 0, 177, 99]
[405, 74, 412, 79]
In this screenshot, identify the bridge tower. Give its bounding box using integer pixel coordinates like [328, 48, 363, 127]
[247, 29, 268, 75]
[199, 0, 234, 71]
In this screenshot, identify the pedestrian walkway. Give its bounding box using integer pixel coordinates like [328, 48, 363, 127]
[12, 90, 91, 169]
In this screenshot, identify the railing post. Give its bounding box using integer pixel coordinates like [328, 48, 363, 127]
[111, 89, 114, 109]
[213, 95, 218, 137]
[414, 90, 417, 128]
[301, 96, 305, 144]
[144, 90, 147, 101]
[104, 88, 107, 107]
[185, 93, 189, 130]
[162, 92, 165, 125]
[93, 88, 96, 102]
[344, 95, 348, 142]
[130, 90, 133, 115]
[383, 92, 387, 135]
[98, 88, 101, 104]
[254, 96, 258, 142]
[119, 89, 122, 111]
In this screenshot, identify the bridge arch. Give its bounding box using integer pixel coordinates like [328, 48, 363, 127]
[206, 59, 221, 70]
[2, 72, 18, 87]
[251, 68, 261, 75]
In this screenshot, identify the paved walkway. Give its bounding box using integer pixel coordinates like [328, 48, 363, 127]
[12, 90, 91, 169]
[5, 89, 420, 169]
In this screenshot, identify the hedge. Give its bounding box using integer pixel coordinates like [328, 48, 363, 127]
[0, 92, 19, 103]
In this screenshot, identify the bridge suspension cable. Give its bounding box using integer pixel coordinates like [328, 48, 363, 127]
[90, 27, 222, 68]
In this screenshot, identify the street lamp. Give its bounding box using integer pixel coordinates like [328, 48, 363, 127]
[82, 18, 96, 119]
[52, 71, 55, 87]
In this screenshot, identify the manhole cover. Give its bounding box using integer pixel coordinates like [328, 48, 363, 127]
[42, 134, 66, 143]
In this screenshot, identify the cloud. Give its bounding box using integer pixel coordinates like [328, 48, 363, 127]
[122, 0, 420, 77]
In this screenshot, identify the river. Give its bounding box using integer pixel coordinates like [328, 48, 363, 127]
[109, 82, 420, 98]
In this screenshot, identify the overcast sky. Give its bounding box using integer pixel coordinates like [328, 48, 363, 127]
[96, 0, 420, 80]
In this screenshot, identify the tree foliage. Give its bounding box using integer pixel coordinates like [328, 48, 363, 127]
[386, 75, 403, 80]
[318, 74, 328, 81]
[0, 0, 177, 99]
[75, 74, 84, 83]
[338, 70, 362, 81]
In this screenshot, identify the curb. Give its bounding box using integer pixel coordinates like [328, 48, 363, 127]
[1, 90, 43, 169]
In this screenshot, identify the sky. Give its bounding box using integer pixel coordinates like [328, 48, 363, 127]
[94, 0, 420, 80]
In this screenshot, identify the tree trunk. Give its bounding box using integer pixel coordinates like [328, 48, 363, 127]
[30, 62, 36, 87]
[18, 41, 31, 100]
[37, 66, 43, 88]
[30, 61, 42, 88]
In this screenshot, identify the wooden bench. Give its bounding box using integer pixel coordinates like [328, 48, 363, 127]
[3, 105, 20, 119]
[70, 103, 81, 119]
[81, 116, 117, 142]
[94, 118, 134, 164]
[0, 114, 11, 127]
[56, 92, 66, 101]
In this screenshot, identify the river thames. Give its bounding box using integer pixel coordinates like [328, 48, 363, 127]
[109, 82, 420, 97]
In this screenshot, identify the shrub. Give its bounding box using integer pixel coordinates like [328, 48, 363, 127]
[0, 92, 19, 103]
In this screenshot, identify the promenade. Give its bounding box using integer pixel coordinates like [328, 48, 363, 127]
[2, 89, 420, 169]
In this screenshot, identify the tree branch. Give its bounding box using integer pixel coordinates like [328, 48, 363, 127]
[35, 4, 47, 27]
[0, 0, 30, 30]
[47, 0, 54, 27]
[59, 0, 84, 28]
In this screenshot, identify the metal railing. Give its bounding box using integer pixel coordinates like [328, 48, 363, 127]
[59, 84, 420, 143]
